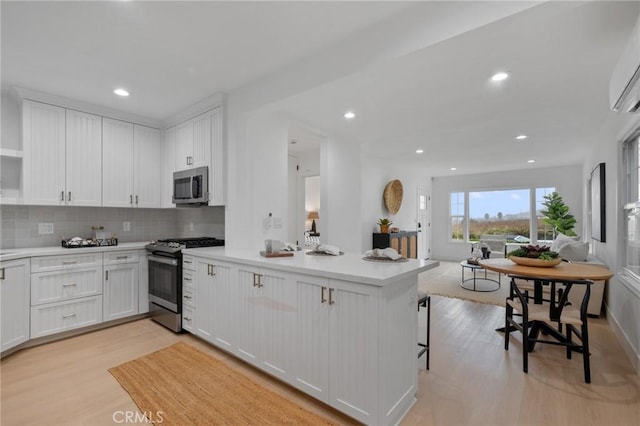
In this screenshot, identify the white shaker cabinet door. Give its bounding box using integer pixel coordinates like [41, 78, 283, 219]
[191, 110, 212, 169]
[22, 100, 66, 205]
[175, 121, 193, 170]
[103, 263, 139, 321]
[293, 274, 330, 403]
[65, 109, 102, 206]
[328, 279, 379, 425]
[161, 126, 176, 207]
[133, 124, 161, 208]
[102, 118, 134, 207]
[1, 258, 31, 352]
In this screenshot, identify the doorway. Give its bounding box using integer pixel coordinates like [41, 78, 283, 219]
[417, 186, 431, 259]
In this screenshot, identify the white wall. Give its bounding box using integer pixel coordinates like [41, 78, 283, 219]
[360, 155, 431, 252]
[431, 165, 583, 261]
[585, 111, 640, 372]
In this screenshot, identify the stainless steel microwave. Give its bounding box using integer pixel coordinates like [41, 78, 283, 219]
[173, 166, 209, 205]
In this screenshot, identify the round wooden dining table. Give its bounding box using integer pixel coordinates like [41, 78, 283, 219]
[478, 258, 613, 281]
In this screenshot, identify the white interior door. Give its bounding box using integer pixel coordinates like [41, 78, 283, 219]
[417, 187, 430, 259]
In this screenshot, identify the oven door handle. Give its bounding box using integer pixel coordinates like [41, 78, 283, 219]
[148, 255, 179, 266]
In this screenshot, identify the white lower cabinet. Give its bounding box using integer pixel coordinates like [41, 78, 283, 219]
[183, 255, 415, 425]
[1, 258, 31, 352]
[30, 253, 104, 338]
[195, 259, 234, 350]
[294, 275, 379, 423]
[31, 295, 102, 338]
[103, 251, 139, 321]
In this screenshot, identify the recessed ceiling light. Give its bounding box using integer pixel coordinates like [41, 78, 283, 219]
[515, 134, 528, 140]
[490, 72, 509, 82]
[114, 88, 129, 97]
[344, 111, 355, 119]
[450, 167, 457, 171]
[416, 149, 424, 154]
[528, 160, 535, 163]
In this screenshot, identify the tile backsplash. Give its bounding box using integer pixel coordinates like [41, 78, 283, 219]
[0, 205, 225, 249]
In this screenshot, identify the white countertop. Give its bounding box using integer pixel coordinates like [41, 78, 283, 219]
[0, 242, 149, 262]
[183, 247, 439, 286]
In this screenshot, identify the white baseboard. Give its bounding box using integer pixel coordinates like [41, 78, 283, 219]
[604, 302, 640, 374]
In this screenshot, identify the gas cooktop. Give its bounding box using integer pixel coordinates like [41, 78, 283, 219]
[146, 237, 225, 253]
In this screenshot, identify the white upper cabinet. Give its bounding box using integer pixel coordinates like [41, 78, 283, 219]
[22, 101, 67, 205]
[133, 125, 161, 208]
[65, 109, 102, 206]
[170, 107, 225, 205]
[23, 101, 102, 206]
[161, 126, 176, 207]
[103, 119, 161, 208]
[102, 118, 134, 207]
[175, 120, 194, 170]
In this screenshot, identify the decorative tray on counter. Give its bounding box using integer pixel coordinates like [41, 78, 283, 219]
[61, 237, 118, 248]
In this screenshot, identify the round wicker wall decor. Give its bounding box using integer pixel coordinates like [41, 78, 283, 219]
[383, 179, 403, 214]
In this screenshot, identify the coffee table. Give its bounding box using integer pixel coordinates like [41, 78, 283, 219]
[460, 260, 501, 292]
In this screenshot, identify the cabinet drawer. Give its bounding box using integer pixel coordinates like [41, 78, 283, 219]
[183, 269, 195, 291]
[182, 285, 195, 308]
[30, 295, 103, 338]
[182, 305, 195, 333]
[104, 251, 139, 265]
[183, 255, 196, 271]
[31, 253, 102, 272]
[31, 267, 102, 306]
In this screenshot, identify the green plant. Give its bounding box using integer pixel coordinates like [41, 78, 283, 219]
[378, 218, 393, 226]
[541, 192, 576, 237]
[508, 245, 559, 260]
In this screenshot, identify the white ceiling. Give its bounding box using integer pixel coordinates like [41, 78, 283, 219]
[2, 1, 639, 177]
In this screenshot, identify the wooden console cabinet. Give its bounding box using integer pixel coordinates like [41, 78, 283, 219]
[373, 231, 418, 259]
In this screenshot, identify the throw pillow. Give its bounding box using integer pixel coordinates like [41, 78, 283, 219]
[550, 233, 580, 252]
[558, 241, 589, 262]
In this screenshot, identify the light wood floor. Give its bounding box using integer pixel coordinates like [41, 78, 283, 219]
[2, 296, 639, 426]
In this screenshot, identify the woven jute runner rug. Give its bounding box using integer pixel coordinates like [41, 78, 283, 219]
[109, 342, 335, 425]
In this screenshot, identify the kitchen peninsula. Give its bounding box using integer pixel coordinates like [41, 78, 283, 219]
[181, 247, 438, 425]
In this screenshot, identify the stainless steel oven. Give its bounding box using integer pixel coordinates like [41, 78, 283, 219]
[147, 252, 182, 332]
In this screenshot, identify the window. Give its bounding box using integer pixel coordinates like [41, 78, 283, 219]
[450, 192, 464, 241]
[449, 187, 555, 243]
[623, 131, 640, 279]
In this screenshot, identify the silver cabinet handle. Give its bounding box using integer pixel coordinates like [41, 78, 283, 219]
[105, 270, 109, 280]
[321, 286, 327, 304]
[68, 191, 71, 202]
[63, 282, 77, 287]
[184, 294, 192, 299]
[116, 255, 128, 260]
[130, 194, 133, 205]
[61, 191, 65, 202]
[62, 260, 77, 265]
[184, 316, 192, 321]
[135, 195, 138, 205]
[62, 313, 76, 319]
[183, 259, 192, 265]
[184, 277, 192, 282]
[253, 273, 260, 287]
[329, 288, 335, 305]
[0, 268, 5, 280]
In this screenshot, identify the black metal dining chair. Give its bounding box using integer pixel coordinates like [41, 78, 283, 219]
[504, 274, 593, 383]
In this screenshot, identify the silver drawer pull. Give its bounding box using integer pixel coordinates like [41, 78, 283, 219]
[184, 260, 192, 264]
[116, 256, 129, 260]
[184, 316, 192, 321]
[63, 283, 77, 287]
[184, 277, 192, 281]
[184, 294, 192, 299]
[62, 260, 77, 265]
[62, 313, 76, 319]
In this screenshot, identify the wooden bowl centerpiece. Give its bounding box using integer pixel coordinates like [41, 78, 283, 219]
[507, 245, 562, 268]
